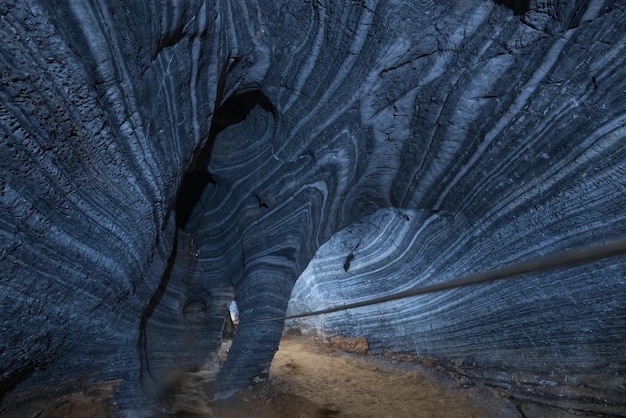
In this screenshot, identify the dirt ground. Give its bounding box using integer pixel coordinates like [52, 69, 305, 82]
[0, 379, 121, 418]
[0, 335, 518, 417]
[187, 335, 517, 418]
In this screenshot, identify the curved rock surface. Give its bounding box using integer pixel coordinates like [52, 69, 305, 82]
[1, 0, 625, 415]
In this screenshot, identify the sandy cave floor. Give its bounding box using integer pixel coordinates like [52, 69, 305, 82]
[173, 335, 518, 418]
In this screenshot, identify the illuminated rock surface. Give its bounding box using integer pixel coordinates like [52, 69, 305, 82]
[1, 0, 625, 415]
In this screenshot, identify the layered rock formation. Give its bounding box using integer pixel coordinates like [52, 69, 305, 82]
[1, 0, 625, 415]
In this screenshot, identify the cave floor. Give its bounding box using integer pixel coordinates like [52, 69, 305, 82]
[184, 335, 517, 418]
[1, 335, 518, 417]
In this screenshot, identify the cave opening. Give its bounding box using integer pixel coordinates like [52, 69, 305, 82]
[493, 0, 529, 15]
[175, 90, 274, 230]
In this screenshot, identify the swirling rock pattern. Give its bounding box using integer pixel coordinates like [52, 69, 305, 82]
[1, 0, 625, 415]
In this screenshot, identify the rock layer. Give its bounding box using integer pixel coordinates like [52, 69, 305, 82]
[1, 0, 625, 415]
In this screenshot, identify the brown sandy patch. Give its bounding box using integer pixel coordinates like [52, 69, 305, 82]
[0, 379, 120, 418]
[174, 335, 515, 417]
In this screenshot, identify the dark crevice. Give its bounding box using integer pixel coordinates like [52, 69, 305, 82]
[343, 253, 354, 272]
[138, 232, 178, 383]
[493, 0, 530, 15]
[153, 25, 186, 60]
[212, 90, 275, 130]
[255, 193, 269, 209]
[175, 90, 275, 230]
[343, 242, 360, 272]
[514, 401, 528, 418]
[0, 363, 38, 404]
[175, 171, 215, 228]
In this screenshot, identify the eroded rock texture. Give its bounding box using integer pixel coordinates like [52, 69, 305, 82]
[1, 0, 625, 415]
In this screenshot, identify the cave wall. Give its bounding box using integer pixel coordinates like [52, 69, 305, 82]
[1, 0, 625, 415]
[289, 207, 626, 415]
[0, 0, 237, 410]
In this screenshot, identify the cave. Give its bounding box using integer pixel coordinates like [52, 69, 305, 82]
[1, 0, 625, 417]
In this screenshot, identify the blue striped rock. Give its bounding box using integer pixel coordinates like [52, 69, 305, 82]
[1, 0, 624, 415]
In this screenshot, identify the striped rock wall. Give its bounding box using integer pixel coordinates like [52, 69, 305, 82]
[1, 0, 625, 415]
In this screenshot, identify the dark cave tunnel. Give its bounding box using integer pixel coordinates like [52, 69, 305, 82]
[175, 90, 275, 230]
[493, 0, 529, 15]
[1, 0, 626, 417]
[175, 90, 272, 229]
